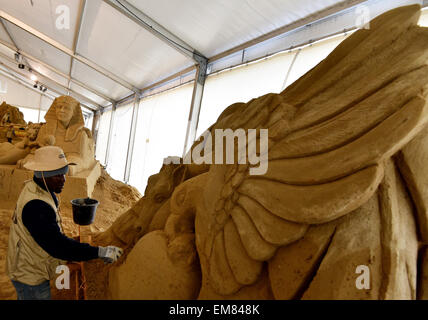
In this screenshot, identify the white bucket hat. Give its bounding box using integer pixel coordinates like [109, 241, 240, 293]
[24, 146, 75, 172]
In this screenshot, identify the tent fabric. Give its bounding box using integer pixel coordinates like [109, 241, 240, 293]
[95, 108, 112, 165]
[0, 72, 41, 109]
[0, 71, 54, 123]
[106, 100, 133, 181]
[0, 0, 79, 49]
[0, 0, 424, 110]
[78, 0, 194, 90]
[0, 0, 426, 189]
[127, 0, 342, 58]
[196, 34, 346, 139]
[0, 0, 370, 108]
[128, 82, 193, 192]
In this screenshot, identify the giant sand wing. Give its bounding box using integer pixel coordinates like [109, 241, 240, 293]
[195, 5, 428, 296]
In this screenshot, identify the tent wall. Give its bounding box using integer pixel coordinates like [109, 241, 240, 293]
[105, 101, 133, 181]
[196, 35, 345, 138]
[0, 72, 54, 123]
[100, 82, 194, 191]
[420, 6, 428, 25]
[128, 82, 193, 192]
[95, 108, 112, 166]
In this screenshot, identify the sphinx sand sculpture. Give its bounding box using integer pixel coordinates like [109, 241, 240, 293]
[18, 95, 97, 176]
[90, 5, 428, 299]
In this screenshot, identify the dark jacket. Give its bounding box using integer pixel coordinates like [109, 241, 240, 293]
[21, 177, 99, 262]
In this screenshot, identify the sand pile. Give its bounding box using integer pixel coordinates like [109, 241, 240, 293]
[0, 167, 141, 300]
[0, 209, 16, 299]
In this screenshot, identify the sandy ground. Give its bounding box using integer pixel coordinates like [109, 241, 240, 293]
[0, 209, 16, 299]
[0, 168, 141, 300]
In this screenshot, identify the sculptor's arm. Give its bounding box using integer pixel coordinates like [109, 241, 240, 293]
[22, 199, 99, 261]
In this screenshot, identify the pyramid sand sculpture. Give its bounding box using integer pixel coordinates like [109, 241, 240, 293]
[91, 5, 428, 299]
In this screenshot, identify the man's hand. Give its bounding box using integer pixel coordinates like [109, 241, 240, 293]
[98, 246, 123, 264]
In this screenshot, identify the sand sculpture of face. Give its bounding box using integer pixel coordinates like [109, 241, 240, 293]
[41, 95, 87, 147]
[56, 99, 75, 128]
[50, 96, 81, 129]
[33, 95, 95, 175]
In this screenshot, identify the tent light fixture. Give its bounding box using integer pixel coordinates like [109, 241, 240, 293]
[15, 53, 25, 69]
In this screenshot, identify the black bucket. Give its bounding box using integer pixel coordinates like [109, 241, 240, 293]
[71, 198, 99, 226]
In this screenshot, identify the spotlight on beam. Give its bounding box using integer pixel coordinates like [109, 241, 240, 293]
[15, 53, 25, 69]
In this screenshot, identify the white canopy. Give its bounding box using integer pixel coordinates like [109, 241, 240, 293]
[0, 0, 424, 111]
[0, 0, 414, 111]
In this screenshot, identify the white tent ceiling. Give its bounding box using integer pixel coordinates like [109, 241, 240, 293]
[0, 0, 425, 111]
[127, 0, 342, 57]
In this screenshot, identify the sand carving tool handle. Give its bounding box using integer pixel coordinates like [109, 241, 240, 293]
[76, 225, 87, 300]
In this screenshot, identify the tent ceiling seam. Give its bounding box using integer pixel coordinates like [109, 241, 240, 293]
[0, 52, 101, 110]
[0, 9, 140, 94]
[0, 65, 96, 112]
[0, 34, 114, 105]
[102, 0, 206, 63]
[67, 0, 86, 94]
[208, 0, 368, 63]
[0, 67, 56, 101]
[110, 0, 370, 105]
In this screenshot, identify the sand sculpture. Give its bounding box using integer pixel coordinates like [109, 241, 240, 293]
[0, 123, 41, 165]
[18, 96, 96, 176]
[0, 102, 26, 127]
[0, 102, 26, 144]
[90, 5, 428, 300]
[0, 95, 100, 207]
